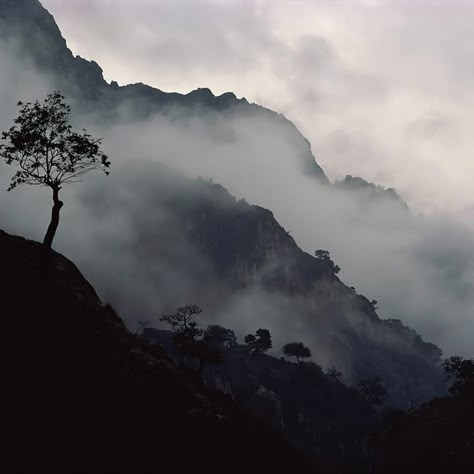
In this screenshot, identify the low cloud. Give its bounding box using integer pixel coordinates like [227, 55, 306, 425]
[1, 26, 474, 364]
[41, 0, 474, 216]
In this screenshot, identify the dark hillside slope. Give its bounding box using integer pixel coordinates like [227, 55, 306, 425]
[144, 328, 378, 473]
[1, 230, 316, 473]
[373, 397, 474, 473]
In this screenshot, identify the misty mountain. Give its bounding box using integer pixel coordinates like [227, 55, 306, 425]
[335, 175, 409, 211]
[0, 0, 327, 180]
[69, 162, 444, 408]
[0, 0, 450, 408]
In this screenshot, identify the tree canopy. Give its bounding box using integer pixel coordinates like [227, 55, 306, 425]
[282, 342, 312, 364]
[314, 249, 340, 274]
[160, 305, 224, 373]
[160, 304, 203, 344]
[245, 328, 272, 354]
[326, 367, 343, 381]
[443, 355, 474, 398]
[204, 325, 237, 349]
[0, 91, 110, 248]
[358, 376, 387, 406]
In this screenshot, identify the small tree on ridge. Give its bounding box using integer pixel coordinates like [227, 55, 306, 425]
[204, 325, 237, 349]
[282, 342, 312, 364]
[161, 305, 223, 373]
[245, 328, 272, 355]
[0, 91, 110, 249]
[326, 367, 343, 381]
[160, 304, 204, 343]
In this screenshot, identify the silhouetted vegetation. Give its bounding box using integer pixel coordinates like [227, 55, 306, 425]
[314, 249, 340, 274]
[443, 355, 474, 399]
[0, 92, 110, 249]
[245, 328, 272, 354]
[161, 304, 203, 343]
[203, 324, 237, 349]
[160, 305, 223, 373]
[282, 342, 312, 364]
[358, 376, 387, 406]
[326, 367, 343, 381]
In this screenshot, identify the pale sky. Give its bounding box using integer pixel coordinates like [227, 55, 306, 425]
[41, 0, 474, 216]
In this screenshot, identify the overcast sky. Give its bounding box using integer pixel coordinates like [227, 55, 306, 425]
[40, 0, 474, 217]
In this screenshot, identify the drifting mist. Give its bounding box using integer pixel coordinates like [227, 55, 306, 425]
[0, 25, 473, 360]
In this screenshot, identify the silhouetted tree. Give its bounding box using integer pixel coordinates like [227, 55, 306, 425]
[282, 342, 312, 364]
[358, 376, 387, 405]
[326, 367, 343, 381]
[0, 92, 110, 249]
[161, 305, 223, 373]
[160, 304, 203, 343]
[314, 249, 340, 274]
[443, 355, 474, 398]
[204, 325, 237, 349]
[245, 328, 272, 354]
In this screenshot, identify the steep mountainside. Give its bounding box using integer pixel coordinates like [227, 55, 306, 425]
[1, 230, 317, 473]
[0, 0, 327, 179]
[169, 179, 446, 407]
[82, 165, 445, 408]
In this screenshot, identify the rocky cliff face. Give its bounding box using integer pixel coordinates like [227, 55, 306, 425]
[1, 229, 318, 473]
[0, 0, 106, 100]
[173, 179, 446, 407]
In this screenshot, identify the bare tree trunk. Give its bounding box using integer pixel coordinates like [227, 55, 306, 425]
[43, 186, 63, 249]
